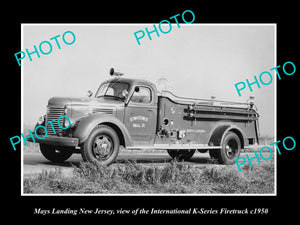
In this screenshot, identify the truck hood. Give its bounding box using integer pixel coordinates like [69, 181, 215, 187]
[47, 97, 124, 120]
[48, 96, 124, 107]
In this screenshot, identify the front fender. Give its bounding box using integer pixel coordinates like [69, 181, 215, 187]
[72, 113, 133, 146]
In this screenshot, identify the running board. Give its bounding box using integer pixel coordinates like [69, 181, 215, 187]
[127, 144, 221, 150]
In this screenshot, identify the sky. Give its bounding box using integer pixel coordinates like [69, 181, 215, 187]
[22, 24, 275, 136]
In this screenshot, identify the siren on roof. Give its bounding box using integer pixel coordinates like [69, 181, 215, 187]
[109, 68, 124, 77]
[156, 78, 170, 93]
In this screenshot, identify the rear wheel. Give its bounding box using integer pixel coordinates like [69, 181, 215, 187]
[167, 149, 195, 161]
[216, 131, 241, 165]
[81, 125, 120, 165]
[39, 144, 73, 163]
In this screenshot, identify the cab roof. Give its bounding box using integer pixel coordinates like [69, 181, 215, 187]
[103, 77, 157, 89]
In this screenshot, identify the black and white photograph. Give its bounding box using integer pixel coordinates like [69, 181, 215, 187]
[4, 5, 298, 220]
[21, 24, 276, 195]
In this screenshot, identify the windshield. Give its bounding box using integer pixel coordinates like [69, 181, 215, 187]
[95, 81, 130, 100]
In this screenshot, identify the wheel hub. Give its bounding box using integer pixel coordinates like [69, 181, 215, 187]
[93, 136, 112, 158]
[225, 145, 233, 156]
[225, 139, 238, 158]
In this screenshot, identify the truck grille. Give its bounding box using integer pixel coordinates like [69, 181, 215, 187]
[46, 106, 65, 135]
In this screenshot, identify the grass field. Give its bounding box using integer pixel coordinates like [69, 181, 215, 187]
[23, 158, 274, 194]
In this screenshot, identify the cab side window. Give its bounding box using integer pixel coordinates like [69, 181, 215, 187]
[130, 86, 152, 104]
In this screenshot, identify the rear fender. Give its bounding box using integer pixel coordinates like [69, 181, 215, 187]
[209, 125, 246, 148]
[72, 113, 133, 147]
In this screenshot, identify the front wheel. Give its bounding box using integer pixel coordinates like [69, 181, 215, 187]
[81, 125, 120, 165]
[40, 144, 73, 163]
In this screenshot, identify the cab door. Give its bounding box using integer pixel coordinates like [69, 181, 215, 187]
[124, 85, 157, 145]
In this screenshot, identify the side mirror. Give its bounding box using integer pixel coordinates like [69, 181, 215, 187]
[87, 90, 93, 97]
[109, 68, 114, 76]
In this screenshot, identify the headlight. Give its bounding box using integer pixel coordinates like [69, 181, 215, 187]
[64, 117, 70, 128]
[58, 115, 71, 129]
[37, 115, 45, 125]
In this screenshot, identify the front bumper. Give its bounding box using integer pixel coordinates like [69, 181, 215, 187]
[28, 135, 79, 147]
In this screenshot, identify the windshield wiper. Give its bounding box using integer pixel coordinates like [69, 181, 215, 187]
[104, 78, 121, 95]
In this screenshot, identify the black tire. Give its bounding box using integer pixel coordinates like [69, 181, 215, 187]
[216, 131, 241, 165]
[81, 125, 120, 165]
[39, 144, 73, 163]
[208, 149, 219, 159]
[167, 149, 195, 161]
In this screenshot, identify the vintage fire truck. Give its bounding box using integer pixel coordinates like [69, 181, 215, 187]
[32, 69, 259, 165]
